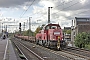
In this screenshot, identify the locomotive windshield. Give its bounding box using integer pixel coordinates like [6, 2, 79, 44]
[42, 24, 61, 30]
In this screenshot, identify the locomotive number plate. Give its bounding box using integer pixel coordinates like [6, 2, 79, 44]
[54, 32, 60, 35]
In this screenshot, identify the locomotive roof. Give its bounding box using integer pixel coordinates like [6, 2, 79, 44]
[47, 23, 60, 26]
[42, 23, 61, 30]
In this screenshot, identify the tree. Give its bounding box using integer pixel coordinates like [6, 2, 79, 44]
[66, 29, 71, 34]
[34, 26, 41, 36]
[74, 32, 90, 48]
[63, 29, 71, 34]
[85, 33, 90, 44]
[23, 29, 34, 36]
[34, 24, 45, 36]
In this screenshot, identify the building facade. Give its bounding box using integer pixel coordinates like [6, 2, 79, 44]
[71, 17, 90, 46]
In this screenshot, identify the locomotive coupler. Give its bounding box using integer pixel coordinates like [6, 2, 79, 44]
[57, 36, 61, 50]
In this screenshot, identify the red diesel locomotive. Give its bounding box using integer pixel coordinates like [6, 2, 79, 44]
[35, 23, 66, 50]
[15, 23, 66, 50]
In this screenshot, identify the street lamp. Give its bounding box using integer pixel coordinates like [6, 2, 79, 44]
[48, 7, 53, 24]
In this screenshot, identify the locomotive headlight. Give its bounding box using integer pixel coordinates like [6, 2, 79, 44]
[53, 39, 55, 40]
[58, 36, 60, 39]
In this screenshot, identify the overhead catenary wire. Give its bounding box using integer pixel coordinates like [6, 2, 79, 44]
[19, 0, 30, 18]
[57, 9, 90, 22]
[22, 0, 75, 21]
[23, 0, 73, 18]
[57, 2, 90, 19]
[50, 0, 90, 21]
[68, 9, 90, 18]
[20, 0, 35, 18]
[54, 0, 74, 8]
[21, 0, 89, 23]
[33, 1, 80, 21]
[36, 0, 90, 23]
[16, 0, 90, 32]
[51, 1, 80, 15]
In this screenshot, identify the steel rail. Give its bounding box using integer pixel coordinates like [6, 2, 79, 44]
[15, 37, 90, 60]
[12, 40, 28, 60]
[62, 50, 90, 60]
[20, 39, 81, 60]
[63, 46, 90, 60]
[18, 41, 44, 60]
[66, 46, 90, 53]
[21, 40, 79, 60]
[32, 43, 90, 60]
[65, 46, 90, 55]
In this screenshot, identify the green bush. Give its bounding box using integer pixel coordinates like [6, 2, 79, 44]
[74, 32, 90, 48]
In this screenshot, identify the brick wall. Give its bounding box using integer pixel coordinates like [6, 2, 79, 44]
[78, 25, 90, 33]
[77, 21, 90, 25]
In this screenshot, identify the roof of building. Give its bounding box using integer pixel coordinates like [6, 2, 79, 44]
[64, 27, 71, 30]
[75, 17, 90, 22]
[75, 17, 90, 19]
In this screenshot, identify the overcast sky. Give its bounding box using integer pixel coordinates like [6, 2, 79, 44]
[0, 0, 89, 32]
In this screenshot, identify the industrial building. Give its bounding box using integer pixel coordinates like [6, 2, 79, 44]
[71, 17, 90, 46]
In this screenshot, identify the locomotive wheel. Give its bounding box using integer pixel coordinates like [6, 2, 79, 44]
[36, 40, 39, 45]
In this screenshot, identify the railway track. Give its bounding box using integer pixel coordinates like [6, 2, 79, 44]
[37, 46, 90, 60]
[63, 46, 90, 60]
[12, 37, 90, 60]
[12, 38, 44, 60]
[17, 39, 89, 60]
[12, 40, 28, 60]
[32, 44, 89, 60]
[65, 46, 90, 56]
[12, 37, 68, 60]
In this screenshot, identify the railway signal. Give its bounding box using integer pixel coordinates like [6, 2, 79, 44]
[19, 23, 21, 34]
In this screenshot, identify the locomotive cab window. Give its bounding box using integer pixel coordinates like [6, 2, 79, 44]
[57, 27, 60, 29]
[51, 26, 57, 29]
[46, 26, 50, 30]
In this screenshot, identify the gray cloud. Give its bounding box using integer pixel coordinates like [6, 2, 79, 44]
[50, 0, 90, 20]
[54, 0, 90, 11]
[1, 0, 90, 31]
[0, 0, 40, 8]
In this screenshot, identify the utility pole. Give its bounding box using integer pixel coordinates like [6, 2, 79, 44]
[23, 22, 25, 36]
[23, 22, 25, 40]
[6, 25, 7, 32]
[23, 22, 25, 32]
[28, 17, 32, 40]
[48, 7, 53, 24]
[0, 20, 2, 33]
[2, 23, 3, 33]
